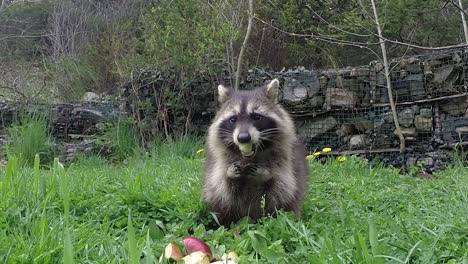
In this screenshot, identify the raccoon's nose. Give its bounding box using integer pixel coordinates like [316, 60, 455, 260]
[237, 132, 251, 143]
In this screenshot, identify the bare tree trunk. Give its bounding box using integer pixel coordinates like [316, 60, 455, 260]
[370, 0, 406, 153]
[458, 0, 468, 48]
[0, 0, 6, 13]
[234, 0, 254, 90]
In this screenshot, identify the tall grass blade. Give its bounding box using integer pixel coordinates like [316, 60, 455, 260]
[324, 235, 341, 264]
[356, 232, 372, 264]
[368, 215, 385, 263]
[2, 156, 17, 205]
[144, 230, 155, 264]
[55, 158, 74, 264]
[63, 227, 74, 264]
[34, 153, 41, 199]
[127, 212, 140, 264]
[404, 241, 421, 264]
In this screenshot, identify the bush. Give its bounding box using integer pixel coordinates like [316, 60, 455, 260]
[6, 113, 55, 167]
[52, 57, 98, 102]
[0, 1, 50, 61]
[141, 0, 237, 76]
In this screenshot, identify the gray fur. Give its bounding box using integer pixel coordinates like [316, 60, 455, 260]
[202, 80, 310, 226]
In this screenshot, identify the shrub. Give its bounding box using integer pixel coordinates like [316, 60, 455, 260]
[0, 1, 50, 61]
[52, 57, 98, 102]
[141, 0, 237, 76]
[6, 112, 55, 167]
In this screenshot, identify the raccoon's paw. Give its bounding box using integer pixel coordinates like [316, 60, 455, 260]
[244, 163, 258, 177]
[227, 163, 243, 178]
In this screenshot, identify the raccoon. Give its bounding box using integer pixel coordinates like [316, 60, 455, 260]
[202, 79, 309, 226]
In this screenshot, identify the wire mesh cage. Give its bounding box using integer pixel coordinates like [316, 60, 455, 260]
[253, 49, 468, 156]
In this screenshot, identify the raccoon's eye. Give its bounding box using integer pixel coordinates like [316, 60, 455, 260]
[252, 113, 262, 121]
[229, 116, 237, 123]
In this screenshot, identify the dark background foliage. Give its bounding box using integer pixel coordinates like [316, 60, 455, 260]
[0, 0, 466, 102]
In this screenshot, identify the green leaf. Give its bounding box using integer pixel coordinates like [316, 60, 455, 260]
[248, 230, 268, 253]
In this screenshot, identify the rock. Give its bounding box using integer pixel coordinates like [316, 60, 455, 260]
[71, 107, 105, 124]
[440, 97, 468, 116]
[282, 78, 308, 103]
[392, 73, 425, 101]
[420, 108, 432, 118]
[324, 88, 357, 108]
[411, 105, 420, 115]
[455, 126, 468, 137]
[414, 115, 432, 132]
[336, 124, 355, 137]
[309, 96, 324, 108]
[349, 134, 370, 149]
[354, 118, 374, 132]
[384, 111, 394, 124]
[282, 70, 320, 104]
[395, 127, 417, 138]
[82, 92, 100, 102]
[433, 65, 455, 84]
[398, 108, 415, 128]
[419, 157, 434, 167]
[297, 116, 338, 139]
[62, 139, 97, 163]
[406, 157, 417, 167]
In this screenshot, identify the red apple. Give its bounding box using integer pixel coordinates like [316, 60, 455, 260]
[182, 237, 213, 258]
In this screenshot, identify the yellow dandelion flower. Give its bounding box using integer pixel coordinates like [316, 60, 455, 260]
[196, 149, 205, 154]
[337, 156, 347, 162]
[306, 154, 314, 160]
[313, 152, 321, 157]
[322, 147, 332, 153]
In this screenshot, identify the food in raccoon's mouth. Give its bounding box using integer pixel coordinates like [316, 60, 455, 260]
[238, 143, 254, 156]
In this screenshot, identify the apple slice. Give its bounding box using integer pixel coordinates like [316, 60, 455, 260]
[164, 243, 183, 261]
[221, 251, 238, 261]
[238, 143, 253, 154]
[181, 251, 210, 264]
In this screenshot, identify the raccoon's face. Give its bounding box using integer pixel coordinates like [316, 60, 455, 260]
[213, 79, 284, 158]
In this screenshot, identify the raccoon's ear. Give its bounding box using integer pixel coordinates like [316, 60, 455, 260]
[217, 84, 232, 103]
[265, 79, 280, 102]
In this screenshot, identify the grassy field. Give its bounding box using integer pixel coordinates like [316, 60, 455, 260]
[0, 140, 467, 263]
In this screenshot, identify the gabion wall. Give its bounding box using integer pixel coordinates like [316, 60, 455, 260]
[244, 50, 468, 155]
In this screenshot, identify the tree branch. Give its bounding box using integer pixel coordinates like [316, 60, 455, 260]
[254, 16, 383, 62]
[446, 0, 468, 18]
[254, 15, 468, 51]
[370, 0, 405, 153]
[455, 0, 468, 48]
[234, 0, 254, 90]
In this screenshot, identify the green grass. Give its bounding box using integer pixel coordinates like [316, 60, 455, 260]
[0, 141, 467, 263]
[6, 113, 55, 167]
